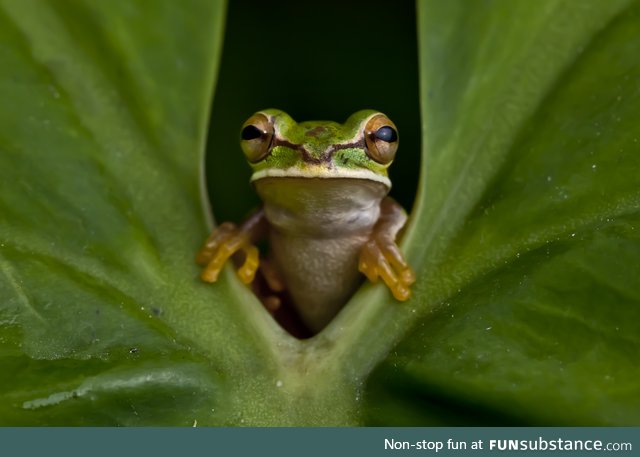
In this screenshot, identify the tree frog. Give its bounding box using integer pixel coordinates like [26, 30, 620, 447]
[197, 109, 415, 333]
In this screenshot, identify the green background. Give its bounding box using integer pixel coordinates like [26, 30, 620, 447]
[0, 0, 638, 425]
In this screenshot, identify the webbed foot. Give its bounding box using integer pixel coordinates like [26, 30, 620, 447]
[196, 222, 259, 284]
[359, 235, 415, 301]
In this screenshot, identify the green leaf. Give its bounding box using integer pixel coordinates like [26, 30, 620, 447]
[364, 0, 640, 425]
[2, 0, 639, 426]
[0, 0, 236, 425]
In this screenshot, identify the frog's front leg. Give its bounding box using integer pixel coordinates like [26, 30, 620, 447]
[196, 208, 266, 284]
[359, 197, 415, 301]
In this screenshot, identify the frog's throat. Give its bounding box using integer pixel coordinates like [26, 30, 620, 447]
[250, 167, 391, 188]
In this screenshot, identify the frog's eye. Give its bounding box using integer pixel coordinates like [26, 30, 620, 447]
[240, 113, 274, 162]
[364, 114, 398, 164]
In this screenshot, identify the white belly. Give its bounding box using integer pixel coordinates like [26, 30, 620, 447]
[254, 177, 388, 331]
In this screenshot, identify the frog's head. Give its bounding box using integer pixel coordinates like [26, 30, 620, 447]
[239, 109, 399, 189]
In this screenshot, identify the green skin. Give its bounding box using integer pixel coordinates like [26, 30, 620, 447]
[199, 110, 414, 333]
[249, 109, 391, 186]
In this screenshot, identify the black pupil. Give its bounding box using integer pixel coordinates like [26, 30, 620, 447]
[241, 125, 264, 141]
[374, 126, 397, 143]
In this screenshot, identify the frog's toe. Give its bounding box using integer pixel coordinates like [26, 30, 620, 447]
[201, 245, 233, 282]
[201, 265, 221, 283]
[196, 222, 237, 266]
[359, 237, 415, 301]
[380, 240, 415, 286]
[399, 268, 416, 287]
[263, 295, 281, 313]
[237, 245, 259, 284]
[198, 226, 259, 284]
[358, 240, 380, 283]
[259, 258, 286, 292]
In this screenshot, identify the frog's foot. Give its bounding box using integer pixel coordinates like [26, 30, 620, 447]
[359, 236, 415, 301]
[259, 258, 285, 293]
[196, 222, 259, 284]
[255, 258, 285, 313]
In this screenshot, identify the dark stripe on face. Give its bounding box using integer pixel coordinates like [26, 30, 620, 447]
[271, 137, 366, 164]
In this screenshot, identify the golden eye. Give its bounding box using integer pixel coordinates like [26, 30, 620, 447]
[240, 113, 274, 162]
[364, 114, 398, 164]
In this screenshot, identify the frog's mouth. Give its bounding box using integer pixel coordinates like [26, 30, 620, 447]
[250, 166, 391, 188]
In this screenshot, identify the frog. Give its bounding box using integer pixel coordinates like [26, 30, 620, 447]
[196, 109, 415, 333]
